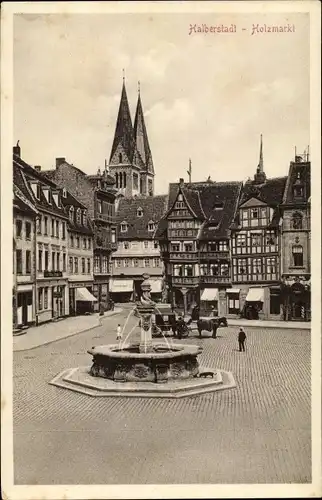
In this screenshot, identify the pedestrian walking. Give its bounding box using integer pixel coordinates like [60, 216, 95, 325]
[238, 327, 246, 352]
[116, 324, 122, 341]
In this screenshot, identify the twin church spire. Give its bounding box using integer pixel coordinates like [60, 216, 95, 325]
[109, 77, 154, 180]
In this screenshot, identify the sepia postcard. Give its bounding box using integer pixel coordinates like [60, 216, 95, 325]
[1, 1, 321, 499]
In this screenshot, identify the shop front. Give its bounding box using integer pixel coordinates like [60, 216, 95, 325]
[16, 283, 34, 327]
[281, 277, 311, 321]
[37, 274, 69, 324]
[200, 288, 218, 316]
[226, 288, 240, 316]
[69, 281, 96, 315]
[243, 287, 265, 320]
[109, 279, 134, 303]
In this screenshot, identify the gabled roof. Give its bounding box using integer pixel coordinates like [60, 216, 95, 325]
[13, 155, 67, 218]
[13, 184, 38, 215]
[282, 160, 310, 205]
[156, 181, 242, 240]
[116, 195, 168, 240]
[134, 94, 154, 175]
[239, 176, 287, 207]
[109, 81, 136, 164]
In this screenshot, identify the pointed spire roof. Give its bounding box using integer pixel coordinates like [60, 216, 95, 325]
[253, 134, 266, 184]
[109, 79, 136, 164]
[133, 87, 154, 175]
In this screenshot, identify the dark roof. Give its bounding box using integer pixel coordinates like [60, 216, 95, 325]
[116, 195, 168, 239]
[156, 181, 242, 240]
[14, 155, 67, 218]
[67, 219, 93, 235]
[109, 81, 136, 163]
[282, 161, 310, 205]
[13, 185, 38, 215]
[133, 94, 154, 175]
[239, 176, 287, 207]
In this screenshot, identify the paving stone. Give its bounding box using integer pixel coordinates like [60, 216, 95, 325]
[13, 311, 311, 484]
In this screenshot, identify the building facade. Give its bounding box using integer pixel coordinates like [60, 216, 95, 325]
[61, 189, 95, 315]
[111, 196, 167, 301]
[108, 80, 155, 198]
[14, 145, 70, 324]
[42, 160, 118, 309]
[280, 151, 311, 321]
[230, 137, 287, 320]
[13, 183, 38, 328]
[156, 178, 242, 316]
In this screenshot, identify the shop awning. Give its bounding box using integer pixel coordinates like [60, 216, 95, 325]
[150, 279, 163, 294]
[226, 288, 240, 294]
[201, 288, 219, 301]
[110, 279, 133, 293]
[75, 288, 98, 302]
[246, 288, 264, 302]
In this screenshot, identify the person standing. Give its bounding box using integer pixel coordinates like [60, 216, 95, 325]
[116, 324, 122, 341]
[238, 327, 246, 352]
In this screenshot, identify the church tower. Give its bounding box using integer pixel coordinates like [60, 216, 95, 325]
[108, 77, 154, 198]
[133, 82, 155, 196]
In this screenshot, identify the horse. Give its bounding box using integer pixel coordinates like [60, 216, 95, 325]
[197, 316, 228, 338]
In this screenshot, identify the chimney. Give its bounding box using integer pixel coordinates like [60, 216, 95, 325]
[13, 141, 21, 157]
[34, 165, 41, 172]
[56, 157, 66, 168]
[179, 178, 184, 187]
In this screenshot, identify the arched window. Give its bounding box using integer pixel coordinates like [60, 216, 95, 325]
[123, 172, 126, 188]
[119, 172, 123, 189]
[69, 206, 74, 222]
[291, 212, 303, 230]
[119, 153, 122, 163]
[115, 172, 118, 188]
[137, 207, 143, 218]
[292, 245, 303, 267]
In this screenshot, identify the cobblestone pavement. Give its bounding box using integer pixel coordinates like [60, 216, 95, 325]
[13, 310, 311, 485]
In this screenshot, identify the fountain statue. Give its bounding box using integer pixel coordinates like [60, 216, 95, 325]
[87, 274, 203, 383]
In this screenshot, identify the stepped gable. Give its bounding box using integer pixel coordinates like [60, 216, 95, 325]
[282, 161, 310, 205]
[133, 93, 154, 174]
[109, 81, 136, 164]
[116, 195, 168, 240]
[13, 155, 67, 218]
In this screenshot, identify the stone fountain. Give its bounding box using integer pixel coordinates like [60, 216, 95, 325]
[87, 274, 202, 383]
[50, 274, 236, 398]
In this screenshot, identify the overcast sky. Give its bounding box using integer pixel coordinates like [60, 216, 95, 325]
[14, 12, 309, 194]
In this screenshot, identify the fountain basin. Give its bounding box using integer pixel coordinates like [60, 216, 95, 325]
[87, 343, 203, 383]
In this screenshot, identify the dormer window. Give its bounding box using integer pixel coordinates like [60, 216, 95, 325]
[52, 190, 60, 207]
[62, 188, 67, 198]
[148, 221, 155, 232]
[121, 221, 128, 233]
[69, 206, 74, 222]
[42, 186, 51, 204]
[76, 208, 81, 224]
[137, 207, 143, 217]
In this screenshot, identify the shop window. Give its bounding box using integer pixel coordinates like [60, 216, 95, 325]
[16, 250, 22, 274]
[25, 222, 31, 239]
[38, 288, 43, 310]
[292, 245, 303, 267]
[228, 296, 240, 314]
[16, 220, 22, 238]
[44, 288, 48, 309]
